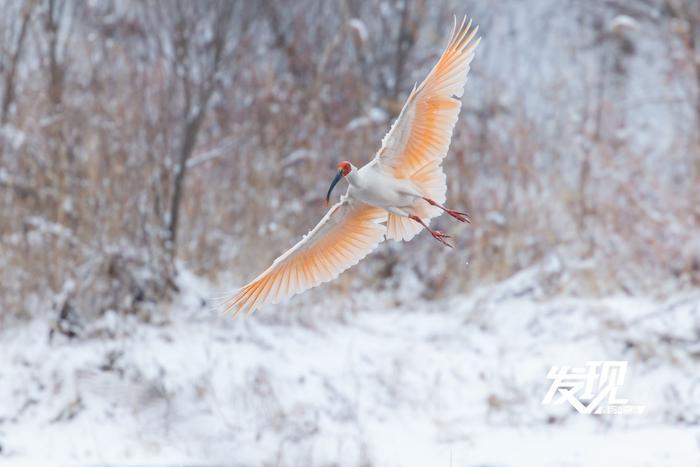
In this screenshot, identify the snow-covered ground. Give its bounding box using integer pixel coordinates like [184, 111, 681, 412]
[1, 268, 699, 467]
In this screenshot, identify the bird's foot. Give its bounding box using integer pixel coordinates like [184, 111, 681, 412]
[409, 213, 454, 248]
[423, 197, 471, 224]
[446, 209, 471, 223]
[431, 230, 453, 248]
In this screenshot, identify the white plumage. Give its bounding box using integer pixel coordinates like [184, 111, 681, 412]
[223, 16, 480, 316]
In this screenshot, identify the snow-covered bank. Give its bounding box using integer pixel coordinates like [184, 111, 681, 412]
[1, 274, 699, 466]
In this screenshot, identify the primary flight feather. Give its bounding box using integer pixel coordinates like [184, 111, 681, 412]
[224, 16, 480, 316]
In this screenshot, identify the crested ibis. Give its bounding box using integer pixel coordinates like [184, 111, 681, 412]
[224, 16, 480, 316]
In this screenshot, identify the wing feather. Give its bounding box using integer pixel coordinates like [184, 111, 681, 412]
[374, 15, 480, 178]
[223, 199, 387, 316]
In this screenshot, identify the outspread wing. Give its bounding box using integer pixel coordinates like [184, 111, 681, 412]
[222, 199, 387, 316]
[374, 16, 480, 178]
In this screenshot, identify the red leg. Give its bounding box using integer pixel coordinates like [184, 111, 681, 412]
[409, 214, 453, 248]
[423, 197, 471, 223]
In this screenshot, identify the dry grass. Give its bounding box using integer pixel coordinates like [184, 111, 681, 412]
[0, 0, 698, 324]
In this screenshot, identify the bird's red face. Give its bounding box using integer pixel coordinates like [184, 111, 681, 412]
[326, 161, 352, 207]
[337, 161, 352, 176]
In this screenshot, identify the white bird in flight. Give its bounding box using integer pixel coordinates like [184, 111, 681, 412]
[224, 17, 480, 316]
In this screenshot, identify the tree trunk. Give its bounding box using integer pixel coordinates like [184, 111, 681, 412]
[1, 2, 32, 125]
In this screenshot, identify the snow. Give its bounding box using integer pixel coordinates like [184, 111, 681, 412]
[0, 126, 26, 150]
[2, 3, 700, 464]
[345, 108, 388, 132]
[348, 18, 368, 45]
[610, 15, 640, 34]
[1, 267, 698, 467]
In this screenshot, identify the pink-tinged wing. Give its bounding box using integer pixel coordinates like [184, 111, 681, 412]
[222, 200, 387, 316]
[375, 16, 480, 178]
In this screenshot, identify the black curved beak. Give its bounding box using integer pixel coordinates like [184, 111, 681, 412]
[325, 170, 344, 208]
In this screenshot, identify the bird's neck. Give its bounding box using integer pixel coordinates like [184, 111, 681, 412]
[346, 170, 361, 187]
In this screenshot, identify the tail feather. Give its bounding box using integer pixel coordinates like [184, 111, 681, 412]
[411, 161, 447, 205]
[386, 161, 447, 242]
[386, 212, 423, 241]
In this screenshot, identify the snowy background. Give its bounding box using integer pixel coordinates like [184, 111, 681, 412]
[1, 0, 700, 466]
[2, 267, 699, 466]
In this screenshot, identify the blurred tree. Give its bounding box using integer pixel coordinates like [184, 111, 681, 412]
[157, 0, 242, 262]
[0, 0, 697, 326]
[0, 0, 33, 124]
